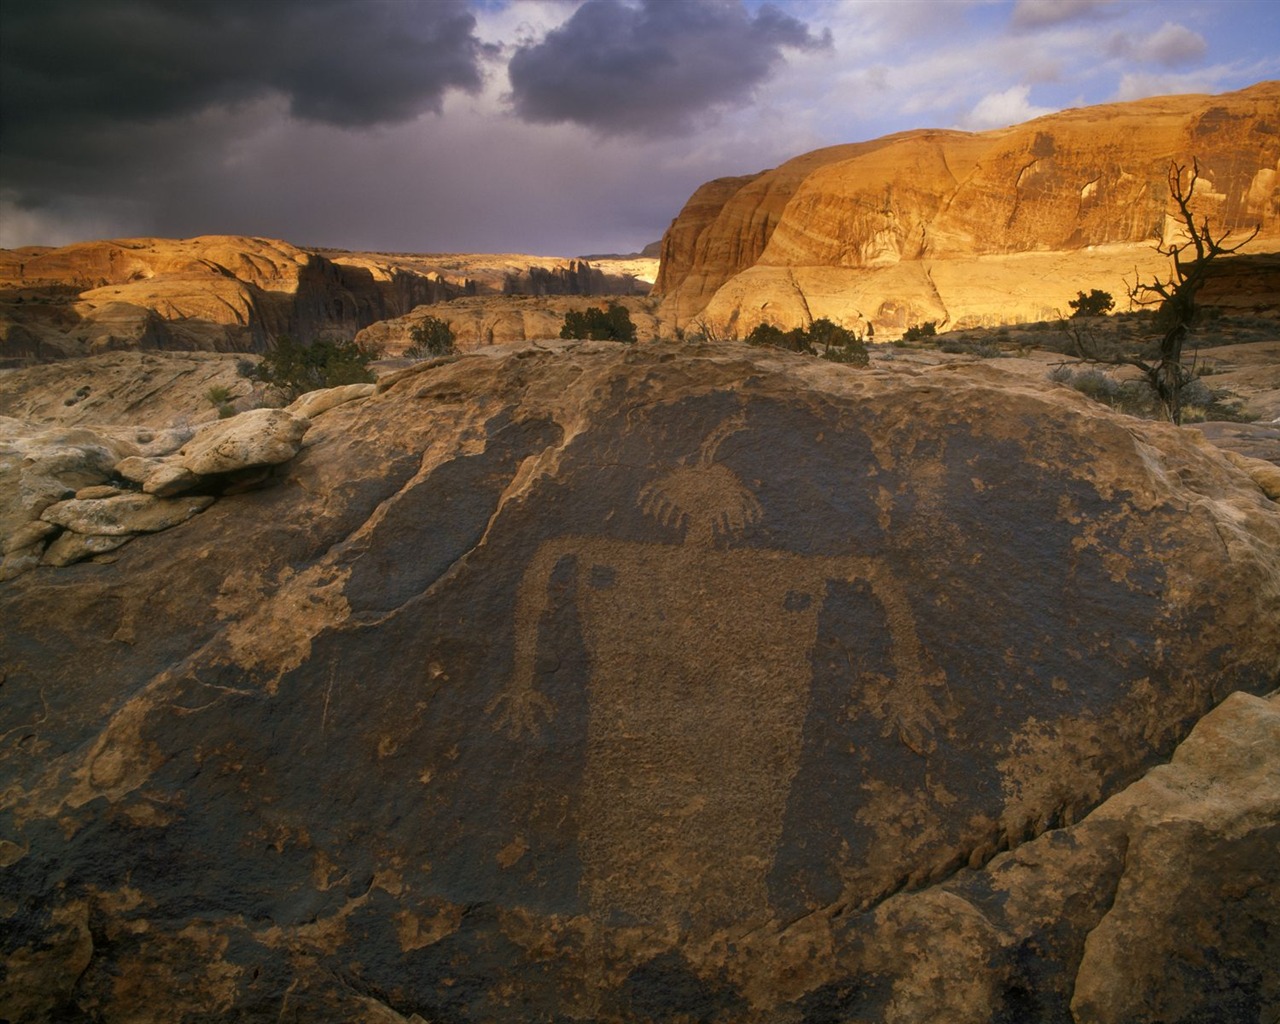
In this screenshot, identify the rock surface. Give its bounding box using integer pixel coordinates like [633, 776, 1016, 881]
[1, 342, 1277, 1021]
[654, 81, 1280, 335]
[0, 371, 320, 576]
[178, 408, 309, 476]
[0, 350, 262, 428]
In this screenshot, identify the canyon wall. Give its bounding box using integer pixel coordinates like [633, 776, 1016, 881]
[654, 81, 1280, 335]
[0, 238, 653, 363]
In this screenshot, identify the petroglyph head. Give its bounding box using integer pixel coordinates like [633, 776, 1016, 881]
[638, 412, 761, 545]
[639, 462, 763, 545]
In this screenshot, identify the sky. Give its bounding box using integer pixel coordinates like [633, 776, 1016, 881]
[1, 0, 1278, 256]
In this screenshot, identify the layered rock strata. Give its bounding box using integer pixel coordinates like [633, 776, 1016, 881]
[1, 342, 1278, 1021]
[654, 81, 1280, 335]
[0, 394, 358, 579]
[0, 239, 656, 363]
[356, 295, 663, 353]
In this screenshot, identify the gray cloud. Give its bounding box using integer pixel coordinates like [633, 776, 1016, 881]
[0, 0, 490, 150]
[1108, 22, 1208, 67]
[507, 0, 831, 136]
[1010, 0, 1117, 31]
[0, 0, 497, 245]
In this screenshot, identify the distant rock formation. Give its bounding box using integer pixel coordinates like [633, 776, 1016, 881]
[2, 342, 1278, 1021]
[503, 259, 647, 297]
[357, 294, 664, 352]
[0, 240, 657, 364]
[654, 81, 1280, 336]
[0, 236, 458, 361]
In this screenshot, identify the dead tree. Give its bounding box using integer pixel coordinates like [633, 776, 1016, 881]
[1068, 159, 1258, 424]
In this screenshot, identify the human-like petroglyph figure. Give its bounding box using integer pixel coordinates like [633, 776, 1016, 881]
[488, 414, 948, 928]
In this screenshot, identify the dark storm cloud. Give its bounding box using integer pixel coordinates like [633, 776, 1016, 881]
[0, 0, 491, 149]
[507, 0, 832, 136]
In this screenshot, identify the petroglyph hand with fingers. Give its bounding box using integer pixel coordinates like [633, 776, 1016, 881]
[484, 680, 554, 739]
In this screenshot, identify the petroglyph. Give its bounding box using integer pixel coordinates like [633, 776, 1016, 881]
[489, 416, 948, 928]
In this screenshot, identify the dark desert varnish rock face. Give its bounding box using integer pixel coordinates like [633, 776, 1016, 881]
[2, 341, 1279, 1022]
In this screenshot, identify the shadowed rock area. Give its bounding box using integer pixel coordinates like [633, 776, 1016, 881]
[1, 342, 1278, 1022]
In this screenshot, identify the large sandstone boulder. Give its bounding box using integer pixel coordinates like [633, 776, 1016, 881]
[39, 492, 215, 536]
[654, 81, 1280, 334]
[1, 342, 1278, 1022]
[178, 407, 309, 475]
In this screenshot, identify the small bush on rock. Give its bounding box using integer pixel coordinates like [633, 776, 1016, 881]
[251, 335, 376, 400]
[903, 322, 937, 342]
[560, 303, 637, 342]
[746, 319, 868, 365]
[406, 316, 455, 359]
[1068, 289, 1115, 318]
[205, 385, 236, 419]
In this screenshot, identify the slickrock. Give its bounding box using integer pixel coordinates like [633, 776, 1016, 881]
[0, 236, 448, 359]
[0, 368, 321, 574]
[40, 492, 215, 536]
[654, 81, 1280, 335]
[178, 408, 309, 476]
[41, 531, 136, 568]
[2, 342, 1277, 1022]
[0, 350, 260, 430]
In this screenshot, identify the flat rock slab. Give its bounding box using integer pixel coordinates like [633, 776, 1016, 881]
[40, 491, 214, 535]
[2, 343, 1278, 1022]
[41, 531, 135, 567]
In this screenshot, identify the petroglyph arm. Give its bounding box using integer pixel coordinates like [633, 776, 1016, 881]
[486, 539, 579, 739]
[829, 555, 952, 755]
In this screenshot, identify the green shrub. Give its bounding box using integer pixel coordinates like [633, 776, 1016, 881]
[745, 323, 789, 348]
[251, 335, 376, 400]
[746, 318, 868, 365]
[1067, 368, 1121, 402]
[1068, 289, 1115, 318]
[809, 318, 869, 365]
[406, 316, 455, 358]
[902, 321, 937, 342]
[560, 303, 637, 342]
[205, 385, 236, 418]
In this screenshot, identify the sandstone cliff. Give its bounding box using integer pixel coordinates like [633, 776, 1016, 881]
[0, 239, 656, 363]
[2, 342, 1278, 1021]
[356, 294, 664, 353]
[655, 81, 1280, 335]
